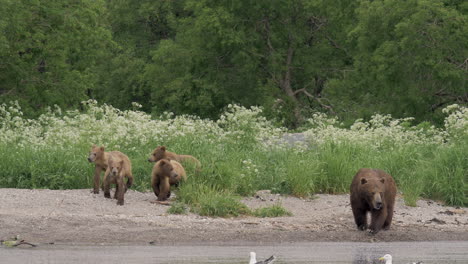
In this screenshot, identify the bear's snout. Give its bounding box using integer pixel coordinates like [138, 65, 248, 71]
[375, 201, 382, 210]
[87, 157, 92, 162]
[148, 158, 152, 162]
[372, 193, 383, 210]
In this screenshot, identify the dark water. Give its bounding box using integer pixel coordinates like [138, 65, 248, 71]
[1, 241, 467, 263]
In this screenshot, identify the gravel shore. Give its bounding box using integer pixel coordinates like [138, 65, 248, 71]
[0, 188, 466, 245]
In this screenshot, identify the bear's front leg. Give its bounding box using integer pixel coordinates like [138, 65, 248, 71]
[125, 171, 133, 191]
[152, 176, 160, 198]
[369, 209, 387, 234]
[93, 166, 102, 194]
[352, 206, 368, 231]
[116, 176, 125, 206]
[157, 178, 170, 201]
[383, 204, 394, 230]
[114, 184, 119, 199]
[103, 169, 112, 199]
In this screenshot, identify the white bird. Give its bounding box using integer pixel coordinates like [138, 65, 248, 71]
[249, 252, 276, 264]
[379, 254, 423, 264]
[379, 254, 393, 264]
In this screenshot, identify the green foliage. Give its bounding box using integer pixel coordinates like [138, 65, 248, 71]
[177, 183, 250, 217]
[0, 144, 90, 189]
[413, 139, 468, 206]
[1, 0, 465, 126]
[252, 204, 292, 218]
[329, 0, 467, 123]
[0, 0, 114, 116]
[167, 202, 188, 215]
[141, 0, 359, 123]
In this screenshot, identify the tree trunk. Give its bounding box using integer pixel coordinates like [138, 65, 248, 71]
[278, 38, 303, 127]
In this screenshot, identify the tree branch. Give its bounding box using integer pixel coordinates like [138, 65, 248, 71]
[293, 88, 335, 114]
[324, 35, 350, 57]
[293, 88, 313, 97]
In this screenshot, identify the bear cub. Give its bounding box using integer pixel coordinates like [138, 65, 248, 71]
[151, 159, 186, 201]
[350, 168, 397, 234]
[88, 145, 133, 194]
[103, 155, 133, 205]
[148, 146, 201, 170]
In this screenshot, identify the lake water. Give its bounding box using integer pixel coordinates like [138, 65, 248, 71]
[1, 241, 467, 263]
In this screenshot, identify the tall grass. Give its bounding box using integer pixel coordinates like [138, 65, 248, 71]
[0, 100, 466, 217]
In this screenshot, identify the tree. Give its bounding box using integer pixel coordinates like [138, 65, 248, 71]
[0, 0, 114, 115]
[328, 0, 467, 122]
[95, 0, 185, 112]
[145, 0, 356, 125]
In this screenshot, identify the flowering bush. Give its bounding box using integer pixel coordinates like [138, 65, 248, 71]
[443, 104, 468, 140]
[303, 105, 468, 149]
[0, 100, 286, 150]
[217, 104, 285, 145]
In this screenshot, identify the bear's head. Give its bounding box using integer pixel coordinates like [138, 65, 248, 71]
[148, 146, 166, 162]
[359, 177, 386, 210]
[88, 145, 105, 163]
[108, 158, 123, 177]
[157, 159, 179, 180]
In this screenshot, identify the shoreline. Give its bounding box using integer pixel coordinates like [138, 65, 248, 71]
[0, 189, 466, 245]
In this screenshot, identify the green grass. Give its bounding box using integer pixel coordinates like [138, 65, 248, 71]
[1, 136, 466, 210]
[412, 141, 468, 206]
[252, 204, 292, 218]
[175, 182, 250, 217]
[167, 202, 188, 215]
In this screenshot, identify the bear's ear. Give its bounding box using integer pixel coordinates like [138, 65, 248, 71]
[119, 160, 123, 166]
[100, 146, 105, 151]
[159, 160, 166, 166]
[160, 146, 166, 151]
[360, 178, 368, 185]
[380, 178, 385, 184]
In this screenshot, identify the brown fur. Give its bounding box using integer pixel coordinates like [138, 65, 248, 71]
[148, 146, 201, 170]
[151, 159, 186, 201]
[88, 145, 133, 195]
[103, 156, 133, 205]
[350, 168, 397, 234]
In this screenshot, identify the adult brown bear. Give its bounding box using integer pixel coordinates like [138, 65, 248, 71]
[151, 159, 186, 201]
[350, 168, 397, 234]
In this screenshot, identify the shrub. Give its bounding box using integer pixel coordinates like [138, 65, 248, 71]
[252, 204, 292, 218]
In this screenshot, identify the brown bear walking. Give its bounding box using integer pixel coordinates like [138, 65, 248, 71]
[87, 145, 133, 194]
[151, 159, 186, 201]
[350, 168, 397, 234]
[148, 146, 201, 170]
[103, 156, 133, 205]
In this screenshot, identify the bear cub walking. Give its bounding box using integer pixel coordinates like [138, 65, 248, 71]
[103, 156, 133, 205]
[350, 168, 397, 234]
[87, 145, 133, 194]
